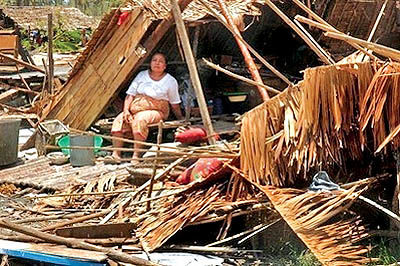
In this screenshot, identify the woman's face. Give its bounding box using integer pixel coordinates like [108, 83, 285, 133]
[150, 54, 167, 74]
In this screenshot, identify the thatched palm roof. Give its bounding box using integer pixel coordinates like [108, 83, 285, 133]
[124, 0, 261, 21]
[1, 6, 98, 30]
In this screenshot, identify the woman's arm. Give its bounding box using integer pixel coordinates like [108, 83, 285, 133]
[123, 95, 135, 122]
[171, 103, 184, 120]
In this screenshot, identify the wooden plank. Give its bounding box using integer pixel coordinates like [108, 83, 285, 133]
[0, 89, 17, 103]
[55, 223, 136, 239]
[0, 52, 45, 73]
[68, 15, 152, 129]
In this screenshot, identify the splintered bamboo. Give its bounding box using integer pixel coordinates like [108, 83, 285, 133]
[217, 0, 269, 100]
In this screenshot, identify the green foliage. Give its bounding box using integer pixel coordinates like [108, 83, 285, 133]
[369, 239, 400, 265]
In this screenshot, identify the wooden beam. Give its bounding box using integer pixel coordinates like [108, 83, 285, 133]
[0, 52, 44, 73]
[324, 31, 400, 61]
[48, 13, 54, 94]
[171, 0, 217, 144]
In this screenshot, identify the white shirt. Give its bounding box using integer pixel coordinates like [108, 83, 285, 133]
[126, 70, 181, 104]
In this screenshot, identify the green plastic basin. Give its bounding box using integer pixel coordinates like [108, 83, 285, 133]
[58, 135, 103, 156]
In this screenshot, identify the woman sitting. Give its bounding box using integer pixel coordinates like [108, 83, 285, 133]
[111, 53, 183, 163]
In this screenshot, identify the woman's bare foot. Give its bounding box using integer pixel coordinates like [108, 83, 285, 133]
[131, 155, 140, 165]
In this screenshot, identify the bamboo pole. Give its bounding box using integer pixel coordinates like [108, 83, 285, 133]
[42, 210, 110, 232]
[45, 144, 236, 158]
[147, 121, 163, 211]
[367, 0, 389, 42]
[170, 0, 217, 145]
[324, 31, 400, 61]
[197, 0, 292, 86]
[295, 15, 378, 60]
[292, 0, 379, 60]
[264, 0, 334, 65]
[47, 13, 54, 95]
[202, 59, 281, 94]
[0, 218, 159, 266]
[217, 0, 270, 101]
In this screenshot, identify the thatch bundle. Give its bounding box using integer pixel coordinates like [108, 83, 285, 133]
[261, 185, 371, 265]
[241, 61, 400, 187]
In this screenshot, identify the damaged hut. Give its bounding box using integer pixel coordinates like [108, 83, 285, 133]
[3, 0, 400, 265]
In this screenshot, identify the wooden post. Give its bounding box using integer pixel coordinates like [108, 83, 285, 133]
[392, 151, 400, 230]
[146, 121, 163, 211]
[217, 0, 269, 101]
[192, 25, 200, 58]
[47, 13, 54, 95]
[367, 0, 389, 42]
[170, 0, 217, 145]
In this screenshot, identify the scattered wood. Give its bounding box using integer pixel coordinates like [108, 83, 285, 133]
[0, 218, 158, 266]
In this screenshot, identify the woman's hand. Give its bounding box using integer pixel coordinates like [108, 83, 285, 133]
[123, 110, 132, 123]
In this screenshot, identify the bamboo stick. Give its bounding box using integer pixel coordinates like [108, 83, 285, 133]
[367, 0, 389, 42]
[45, 144, 236, 158]
[13, 212, 86, 224]
[147, 121, 163, 211]
[295, 15, 378, 61]
[264, 0, 334, 65]
[29, 186, 183, 199]
[69, 128, 230, 154]
[0, 218, 159, 265]
[324, 31, 400, 61]
[202, 59, 281, 94]
[0, 235, 138, 246]
[48, 13, 54, 95]
[197, 0, 292, 86]
[171, 0, 217, 145]
[217, 0, 269, 100]
[42, 210, 110, 232]
[292, 0, 379, 60]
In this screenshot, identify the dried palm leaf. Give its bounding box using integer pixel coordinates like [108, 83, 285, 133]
[136, 184, 222, 251]
[262, 186, 371, 265]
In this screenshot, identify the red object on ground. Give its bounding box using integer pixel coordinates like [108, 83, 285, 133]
[117, 12, 130, 26]
[175, 127, 207, 144]
[176, 158, 225, 185]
